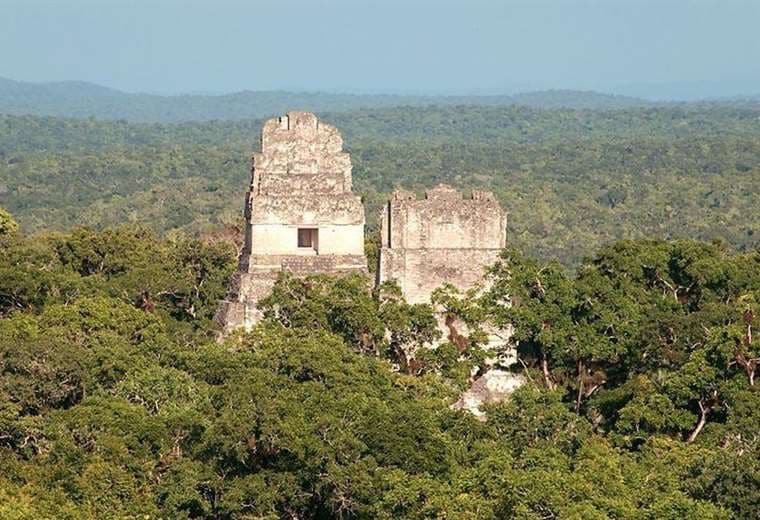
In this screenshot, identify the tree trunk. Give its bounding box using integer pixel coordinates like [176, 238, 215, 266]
[734, 347, 757, 387]
[746, 322, 755, 386]
[541, 352, 555, 390]
[584, 381, 605, 399]
[687, 399, 710, 443]
[575, 360, 585, 413]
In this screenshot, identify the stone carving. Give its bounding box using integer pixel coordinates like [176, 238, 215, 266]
[215, 112, 367, 333]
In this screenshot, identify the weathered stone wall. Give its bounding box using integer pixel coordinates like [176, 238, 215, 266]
[378, 184, 514, 400]
[378, 184, 507, 304]
[379, 248, 504, 305]
[246, 224, 365, 256]
[252, 112, 352, 195]
[216, 112, 367, 334]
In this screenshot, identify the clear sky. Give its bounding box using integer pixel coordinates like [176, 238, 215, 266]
[1, 0, 758, 97]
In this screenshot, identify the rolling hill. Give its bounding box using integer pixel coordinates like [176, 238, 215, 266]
[0, 76, 652, 122]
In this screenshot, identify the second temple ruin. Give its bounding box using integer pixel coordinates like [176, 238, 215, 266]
[378, 185, 507, 304]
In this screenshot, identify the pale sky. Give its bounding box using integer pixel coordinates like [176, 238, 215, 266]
[1, 0, 759, 98]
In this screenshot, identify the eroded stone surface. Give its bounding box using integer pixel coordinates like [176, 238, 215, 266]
[216, 112, 367, 334]
[453, 370, 527, 420]
[378, 183, 517, 392]
[377, 184, 508, 304]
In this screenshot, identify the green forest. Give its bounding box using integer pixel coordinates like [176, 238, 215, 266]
[0, 97, 759, 518]
[1, 103, 759, 268]
[0, 218, 758, 518]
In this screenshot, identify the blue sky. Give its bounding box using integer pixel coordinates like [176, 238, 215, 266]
[1, 0, 758, 98]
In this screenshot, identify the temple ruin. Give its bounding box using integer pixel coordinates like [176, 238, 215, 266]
[377, 185, 508, 304]
[215, 112, 367, 333]
[217, 112, 509, 340]
[375, 185, 516, 414]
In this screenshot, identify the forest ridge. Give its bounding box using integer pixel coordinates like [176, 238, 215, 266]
[1, 102, 758, 267]
[0, 75, 658, 122]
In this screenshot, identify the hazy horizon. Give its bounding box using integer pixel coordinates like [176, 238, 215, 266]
[2, 0, 759, 100]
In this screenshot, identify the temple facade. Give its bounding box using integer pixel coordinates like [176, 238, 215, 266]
[377, 185, 508, 304]
[215, 112, 367, 333]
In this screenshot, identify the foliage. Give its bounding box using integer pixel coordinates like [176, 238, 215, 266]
[484, 241, 760, 451]
[0, 223, 757, 517]
[0, 205, 17, 237]
[1, 96, 760, 516]
[1, 105, 758, 268]
[0, 225, 236, 329]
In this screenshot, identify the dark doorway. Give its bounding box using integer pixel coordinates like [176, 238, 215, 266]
[298, 228, 319, 250]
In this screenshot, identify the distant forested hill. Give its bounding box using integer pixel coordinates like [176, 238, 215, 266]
[1, 104, 758, 267]
[3, 103, 760, 153]
[0, 76, 653, 122]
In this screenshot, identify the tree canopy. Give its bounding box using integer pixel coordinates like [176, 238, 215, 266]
[1, 104, 758, 268]
[0, 221, 757, 518]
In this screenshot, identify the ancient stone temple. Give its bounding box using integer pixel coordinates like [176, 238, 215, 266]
[378, 185, 518, 416]
[377, 184, 507, 304]
[216, 112, 367, 333]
